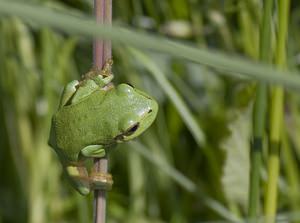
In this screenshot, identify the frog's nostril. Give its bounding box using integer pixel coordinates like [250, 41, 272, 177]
[148, 109, 153, 114]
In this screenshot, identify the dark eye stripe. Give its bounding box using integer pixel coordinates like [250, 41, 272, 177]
[127, 123, 139, 133]
[123, 123, 140, 136]
[114, 123, 140, 140]
[126, 83, 134, 88]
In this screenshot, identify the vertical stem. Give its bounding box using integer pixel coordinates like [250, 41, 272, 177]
[248, 0, 273, 220]
[103, 0, 112, 60]
[264, 0, 290, 222]
[94, 158, 108, 223]
[93, 0, 112, 223]
[94, 0, 105, 67]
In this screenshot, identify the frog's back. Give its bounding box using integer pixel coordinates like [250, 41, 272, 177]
[52, 89, 115, 162]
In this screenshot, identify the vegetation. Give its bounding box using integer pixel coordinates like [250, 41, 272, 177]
[1, 0, 300, 222]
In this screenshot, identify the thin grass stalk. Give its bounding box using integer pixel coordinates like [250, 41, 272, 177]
[264, 0, 290, 222]
[93, 0, 112, 223]
[248, 0, 273, 220]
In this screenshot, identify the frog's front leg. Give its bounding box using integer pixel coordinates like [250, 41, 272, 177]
[81, 144, 106, 158]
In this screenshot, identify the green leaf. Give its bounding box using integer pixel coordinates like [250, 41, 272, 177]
[221, 107, 251, 209]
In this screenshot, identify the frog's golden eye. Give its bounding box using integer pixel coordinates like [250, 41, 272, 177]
[124, 123, 139, 136]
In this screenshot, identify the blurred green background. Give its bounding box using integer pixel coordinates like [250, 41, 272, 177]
[1, 0, 300, 222]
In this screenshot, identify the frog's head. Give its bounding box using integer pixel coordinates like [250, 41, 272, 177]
[114, 84, 158, 142]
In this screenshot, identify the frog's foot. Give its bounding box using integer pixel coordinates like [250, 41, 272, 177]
[92, 74, 114, 88]
[65, 164, 90, 195]
[82, 69, 113, 87]
[72, 70, 113, 105]
[101, 59, 113, 77]
[71, 79, 99, 104]
[83, 59, 113, 79]
[90, 172, 113, 190]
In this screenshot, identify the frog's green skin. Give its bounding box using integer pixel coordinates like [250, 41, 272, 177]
[48, 72, 158, 195]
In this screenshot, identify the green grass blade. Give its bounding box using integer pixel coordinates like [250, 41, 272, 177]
[248, 0, 274, 219]
[265, 0, 290, 221]
[1, 1, 300, 90]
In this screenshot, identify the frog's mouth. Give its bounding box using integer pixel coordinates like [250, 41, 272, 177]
[114, 100, 158, 142]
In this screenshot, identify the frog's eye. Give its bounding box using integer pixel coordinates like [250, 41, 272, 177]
[124, 123, 139, 136]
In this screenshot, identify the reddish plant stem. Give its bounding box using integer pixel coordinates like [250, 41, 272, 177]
[93, 0, 112, 223]
[93, 159, 108, 223]
[103, 0, 112, 60]
[93, 0, 104, 67]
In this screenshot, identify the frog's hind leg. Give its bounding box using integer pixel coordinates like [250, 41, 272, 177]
[62, 144, 109, 195]
[71, 74, 113, 104]
[64, 163, 90, 195]
[59, 78, 100, 107]
[59, 80, 79, 107]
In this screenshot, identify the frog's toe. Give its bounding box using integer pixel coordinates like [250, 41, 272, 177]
[65, 165, 91, 195]
[77, 185, 90, 195]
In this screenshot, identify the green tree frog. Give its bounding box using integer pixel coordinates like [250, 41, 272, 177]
[48, 60, 158, 195]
